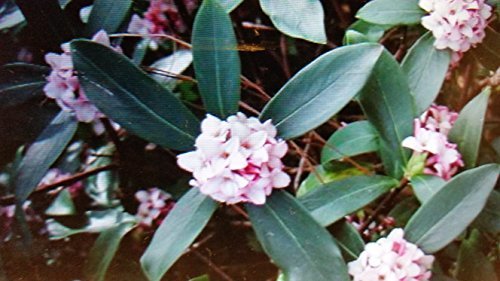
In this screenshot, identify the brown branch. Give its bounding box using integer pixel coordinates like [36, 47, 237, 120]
[293, 134, 312, 190]
[238, 101, 260, 115]
[192, 251, 234, 281]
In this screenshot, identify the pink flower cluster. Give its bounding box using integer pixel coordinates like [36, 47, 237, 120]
[127, 0, 188, 50]
[419, 0, 492, 65]
[177, 113, 290, 205]
[402, 104, 463, 180]
[44, 30, 121, 132]
[135, 188, 174, 227]
[1, 201, 43, 242]
[348, 228, 434, 281]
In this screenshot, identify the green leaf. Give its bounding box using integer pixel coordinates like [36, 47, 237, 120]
[344, 20, 391, 43]
[46, 208, 136, 239]
[0, 63, 49, 108]
[150, 50, 193, 89]
[410, 175, 446, 204]
[84, 0, 133, 36]
[261, 43, 384, 139]
[141, 188, 218, 281]
[356, 0, 425, 26]
[45, 189, 76, 216]
[331, 221, 365, 261]
[192, 0, 240, 118]
[85, 144, 118, 207]
[300, 175, 398, 226]
[358, 48, 415, 179]
[321, 121, 379, 164]
[405, 164, 500, 253]
[259, 0, 326, 44]
[449, 87, 491, 168]
[388, 197, 419, 227]
[85, 222, 136, 281]
[473, 190, 500, 234]
[71, 40, 200, 151]
[14, 111, 78, 202]
[0, 1, 25, 30]
[401, 32, 451, 113]
[216, 0, 243, 12]
[471, 26, 500, 71]
[297, 163, 366, 197]
[343, 30, 370, 45]
[456, 230, 497, 281]
[246, 191, 349, 281]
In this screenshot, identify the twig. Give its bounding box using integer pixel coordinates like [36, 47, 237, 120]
[192, 251, 234, 281]
[293, 134, 312, 190]
[280, 35, 291, 79]
[238, 101, 260, 115]
[230, 205, 249, 220]
[110, 33, 192, 48]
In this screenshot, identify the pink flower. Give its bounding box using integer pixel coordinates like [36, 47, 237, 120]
[419, 0, 492, 66]
[177, 113, 290, 205]
[402, 104, 464, 180]
[348, 228, 434, 281]
[127, 0, 187, 50]
[135, 188, 174, 227]
[44, 30, 121, 133]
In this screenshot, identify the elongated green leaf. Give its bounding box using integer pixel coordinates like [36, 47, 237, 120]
[14, 111, 78, 202]
[456, 230, 497, 281]
[331, 221, 365, 261]
[85, 222, 136, 281]
[449, 88, 491, 168]
[410, 175, 446, 203]
[344, 20, 391, 44]
[0, 1, 25, 30]
[300, 175, 398, 226]
[246, 191, 349, 281]
[358, 49, 415, 179]
[0, 63, 49, 108]
[401, 32, 451, 113]
[259, 0, 326, 44]
[261, 44, 384, 139]
[190, 275, 210, 281]
[321, 121, 379, 164]
[84, 0, 132, 36]
[71, 40, 200, 151]
[405, 164, 500, 253]
[356, 0, 425, 26]
[192, 0, 240, 118]
[45, 189, 76, 216]
[473, 190, 500, 234]
[150, 50, 193, 89]
[141, 188, 218, 281]
[216, 0, 243, 12]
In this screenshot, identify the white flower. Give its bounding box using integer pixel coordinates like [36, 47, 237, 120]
[135, 188, 173, 227]
[348, 228, 434, 281]
[177, 113, 290, 205]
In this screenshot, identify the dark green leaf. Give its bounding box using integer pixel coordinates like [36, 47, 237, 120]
[388, 197, 419, 227]
[321, 121, 379, 164]
[216, 0, 243, 12]
[14, 111, 78, 202]
[300, 175, 398, 226]
[261, 43, 384, 139]
[456, 229, 497, 281]
[449, 87, 491, 168]
[0, 1, 24, 30]
[356, 0, 425, 26]
[358, 48, 415, 178]
[405, 164, 500, 253]
[84, 0, 132, 36]
[0, 63, 49, 108]
[259, 0, 326, 44]
[331, 221, 365, 261]
[471, 26, 500, 71]
[343, 30, 370, 45]
[473, 190, 500, 234]
[85, 222, 136, 281]
[410, 175, 446, 203]
[192, 0, 240, 118]
[401, 32, 451, 113]
[71, 40, 200, 151]
[246, 191, 349, 281]
[141, 188, 218, 281]
[345, 20, 391, 43]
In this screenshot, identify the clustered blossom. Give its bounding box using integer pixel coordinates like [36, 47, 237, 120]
[127, 0, 191, 50]
[177, 113, 290, 205]
[348, 228, 434, 281]
[135, 188, 174, 227]
[0, 201, 43, 242]
[44, 30, 121, 133]
[402, 104, 463, 180]
[419, 0, 492, 65]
